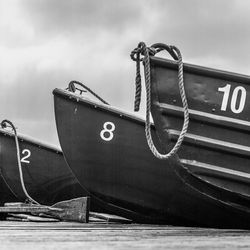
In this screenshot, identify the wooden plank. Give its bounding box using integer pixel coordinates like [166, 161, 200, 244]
[89, 212, 132, 223]
[1, 197, 90, 223]
[8, 214, 60, 222]
[46, 197, 90, 223]
[0, 205, 61, 213]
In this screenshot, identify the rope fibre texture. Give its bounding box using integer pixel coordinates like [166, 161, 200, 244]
[1, 120, 40, 205]
[68, 80, 110, 105]
[131, 42, 189, 160]
[134, 51, 142, 111]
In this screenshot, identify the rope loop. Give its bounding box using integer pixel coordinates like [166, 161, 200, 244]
[151, 43, 179, 60]
[1, 119, 40, 205]
[67, 80, 109, 105]
[130, 42, 189, 160]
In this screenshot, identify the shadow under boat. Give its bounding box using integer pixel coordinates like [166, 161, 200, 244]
[53, 81, 250, 228]
[0, 124, 87, 206]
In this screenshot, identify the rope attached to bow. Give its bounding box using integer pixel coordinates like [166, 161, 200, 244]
[1, 120, 40, 205]
[67, 80, 109, 105]
[130, 42, 189, 160]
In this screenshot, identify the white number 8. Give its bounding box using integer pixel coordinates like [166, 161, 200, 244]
[100, 122, 115, 141]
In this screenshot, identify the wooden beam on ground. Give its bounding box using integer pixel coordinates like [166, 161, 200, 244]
[0, 197, 90, 223]
[8, 213, 60, 222]
[46, 197, 90, 223]
[89, 212, 132, 224]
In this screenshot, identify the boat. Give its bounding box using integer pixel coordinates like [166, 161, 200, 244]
[130, 42, 250, 226]
[0, 119, 86, 206]
[130, 42, 250, 197]
[53, 77, 250, 228]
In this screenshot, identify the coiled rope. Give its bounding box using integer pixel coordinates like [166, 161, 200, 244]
[67, 80, 109, 105]
[130, 42, 189, 160]
[1, 120, 40, 205]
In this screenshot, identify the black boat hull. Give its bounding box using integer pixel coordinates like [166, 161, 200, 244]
[54, 88, 250, 228]
[0, 128, 86, 205]
[149, 57, 250, 197]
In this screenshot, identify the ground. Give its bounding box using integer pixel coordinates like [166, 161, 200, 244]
[0, 221, 250, 249]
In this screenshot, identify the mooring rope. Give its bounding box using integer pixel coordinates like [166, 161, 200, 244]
[1, 120, 40, 205]
[130, 42, 189, 159]
[67, 80, 110, 105]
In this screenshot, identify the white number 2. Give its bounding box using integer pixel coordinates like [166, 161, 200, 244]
[21, 149, 31, 163]
[218, 84, 246, 113]
[100, 122, 115, 141]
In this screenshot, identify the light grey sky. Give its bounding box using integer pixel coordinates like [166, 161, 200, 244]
[1, 0, 250, 146]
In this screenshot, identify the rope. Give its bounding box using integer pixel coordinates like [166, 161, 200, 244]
[130, 43, 157, 112]
[1, 120, 40, 205]
[67, 80, 110, 105]
[131, 42, 189, 160]
[134, 51, 142, 111]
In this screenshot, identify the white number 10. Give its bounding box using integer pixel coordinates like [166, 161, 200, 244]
[218, 84, 246, 113]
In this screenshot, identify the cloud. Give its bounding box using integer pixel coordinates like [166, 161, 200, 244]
[147, 0, 250, 73]
[1, 0, 250, 145]
[21, 0, 145, 37]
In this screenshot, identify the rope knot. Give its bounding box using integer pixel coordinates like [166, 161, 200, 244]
[130, 42, 189, 160]
[131, 42, 152, 112]
[131, 42, 180, 112]
[1, 121, 7, 129]
[1, 119, 17, 133]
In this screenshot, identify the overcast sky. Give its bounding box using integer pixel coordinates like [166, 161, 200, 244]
[1, 0, 250, 146]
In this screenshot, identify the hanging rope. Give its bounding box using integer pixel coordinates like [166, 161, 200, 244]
[133, 49, 143, 111]
[130, 42, 189, 160]
[1, 120, 40, 205]
[67, 80, 110, 105]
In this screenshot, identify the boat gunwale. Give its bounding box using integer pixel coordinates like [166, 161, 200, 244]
[53, 88, 152, 128]
[150, 56, 250, 84]
[0, 128, 62, 155]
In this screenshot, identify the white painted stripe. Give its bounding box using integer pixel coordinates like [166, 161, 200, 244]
[159, 103, 250, 127]
[180, 159, 250, 180]
[169, 129, 250, 153]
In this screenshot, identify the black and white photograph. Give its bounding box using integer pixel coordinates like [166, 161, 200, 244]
[1, 0, 250, 249]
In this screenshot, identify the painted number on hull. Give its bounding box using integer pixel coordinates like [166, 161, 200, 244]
[100, 122, 115, 141]
[218, 84, 246, 113]
[21, 149, 31, 164]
